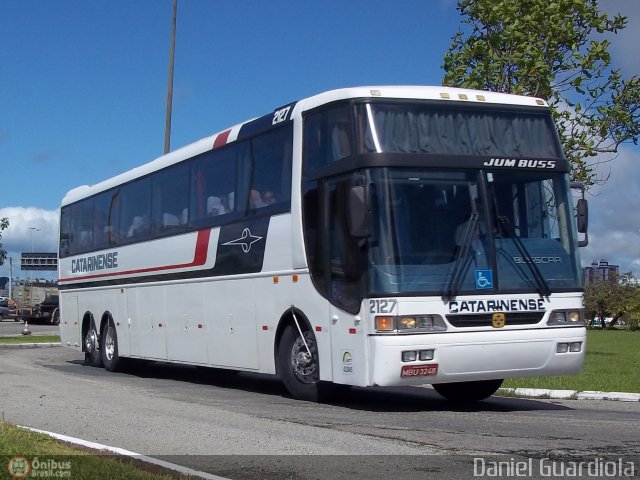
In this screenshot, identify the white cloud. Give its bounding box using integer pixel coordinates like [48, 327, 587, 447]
[0, 206, 59, 281]
[580, 146, 640, 275]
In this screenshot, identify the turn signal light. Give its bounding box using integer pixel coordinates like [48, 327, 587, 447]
[376, 316, 395, 331]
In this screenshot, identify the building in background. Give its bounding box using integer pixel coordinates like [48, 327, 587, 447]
[582, 259, 620, 285]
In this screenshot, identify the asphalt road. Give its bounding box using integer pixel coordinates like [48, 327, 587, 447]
[0, 318, 59, 336]
[1, 347, 638, 480]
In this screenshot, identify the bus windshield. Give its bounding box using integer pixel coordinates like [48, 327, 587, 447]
[366, 168, 582, 295]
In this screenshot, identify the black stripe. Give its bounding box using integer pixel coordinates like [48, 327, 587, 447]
[59, 217, 271, 290]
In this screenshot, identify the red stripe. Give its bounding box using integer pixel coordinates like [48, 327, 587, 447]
[59, 229, 211, 283]
[213, 129, 231, 148]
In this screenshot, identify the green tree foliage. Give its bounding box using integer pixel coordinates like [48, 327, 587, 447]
[584, 272, 640, 330]
[442, 0, 640, 185]
[0, 217, 8, 266]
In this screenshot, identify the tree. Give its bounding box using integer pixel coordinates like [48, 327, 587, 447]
[0, 217, 8, 266]
[583, 272, 640, 329]
[442, 0, 640, 185]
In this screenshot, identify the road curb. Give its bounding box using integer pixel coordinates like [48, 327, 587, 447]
[19, 426, 230, 480]
[0, 342, 61, 349]
[499, 387, 640, 402]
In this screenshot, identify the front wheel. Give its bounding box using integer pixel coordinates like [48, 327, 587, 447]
[433, 379, 503, 403]
[277, 323, 336, 402]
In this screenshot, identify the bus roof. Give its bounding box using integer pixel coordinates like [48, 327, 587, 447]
[61, 85, 549, 207]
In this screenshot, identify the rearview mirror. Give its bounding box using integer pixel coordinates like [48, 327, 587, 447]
[576, 198, 588, 234]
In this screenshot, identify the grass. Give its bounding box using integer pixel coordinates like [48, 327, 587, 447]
[503, 329, 640, 392]
[0, 335, 61, 344]
[0, 422, 180, 479]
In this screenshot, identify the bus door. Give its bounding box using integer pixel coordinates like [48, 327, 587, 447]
[326, 180, 368, 386]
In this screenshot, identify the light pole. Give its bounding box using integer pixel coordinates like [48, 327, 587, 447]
[164, 0, 178, 154]
[29, 227, 40, 253]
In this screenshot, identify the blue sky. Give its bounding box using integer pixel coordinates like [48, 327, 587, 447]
[1, 0, 639, 281]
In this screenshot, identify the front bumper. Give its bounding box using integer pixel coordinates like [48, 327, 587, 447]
[369, 327, 586, 386]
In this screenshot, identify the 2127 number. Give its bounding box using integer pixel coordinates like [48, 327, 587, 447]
[369, 299, 397, 314]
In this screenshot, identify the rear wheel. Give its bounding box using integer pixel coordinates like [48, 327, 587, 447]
[84, 324, 102, 367]
[433, 379, 503, 403]
[277, 323, 336, 402]
[101, 321, 126, 372]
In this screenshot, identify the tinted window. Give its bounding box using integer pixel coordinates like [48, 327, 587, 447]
[152, 163, 190, 235]
[303, 105, 352, 176]
[190, 143, 242, 226]
[118, 177, 152, 242]
[248, 125, 293, 212]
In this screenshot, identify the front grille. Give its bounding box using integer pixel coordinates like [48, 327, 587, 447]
[446, 312, 544, 327]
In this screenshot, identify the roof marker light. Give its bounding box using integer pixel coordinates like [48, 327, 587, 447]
[476, 95, 486, 101]
[458, 94, 468, 100]
[440, 92, 450, 99]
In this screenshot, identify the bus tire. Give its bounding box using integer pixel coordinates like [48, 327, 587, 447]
[52, 309, 60, 326]
[84, 323, 102, 368]
[277, 323, 334, 402]
[432, 379, 503, 403]
[101, 320, 126, 372]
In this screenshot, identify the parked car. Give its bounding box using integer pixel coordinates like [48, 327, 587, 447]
[1, 299, 17, 319]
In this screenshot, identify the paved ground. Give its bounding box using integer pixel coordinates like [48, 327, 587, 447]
[1, 347, 638, 479]
[0, 318, 59, 336]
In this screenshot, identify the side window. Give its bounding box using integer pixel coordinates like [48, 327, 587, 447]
[70, 199, 94, 254]
[303, 105, 352, 177]
[118, 177, 152, 242]
[328, 180, 362, 314]
[191, 144, 239, 225]
[152, 163, 190, 235]
[248, 125, 292, 212]
[93, 190, 117, 250]
[59, 206, 72, 257]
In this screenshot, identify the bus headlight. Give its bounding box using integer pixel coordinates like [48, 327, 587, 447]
[399, 316, 417, 329]
[376, 315, 447, 333]
[547, 309, 584, 326]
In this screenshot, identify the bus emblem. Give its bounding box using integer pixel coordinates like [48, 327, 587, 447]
[492, 313, 506, 328]
[222, 228, 263, 253]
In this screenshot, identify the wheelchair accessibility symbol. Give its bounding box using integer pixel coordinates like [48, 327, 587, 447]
[475, 269, 493, 289]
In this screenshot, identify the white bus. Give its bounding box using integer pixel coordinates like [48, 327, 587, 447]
[58, 86, 588, 403]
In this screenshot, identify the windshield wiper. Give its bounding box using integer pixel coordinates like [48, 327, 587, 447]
[442, 212, 479, 301]
[496, 216, 551, 298]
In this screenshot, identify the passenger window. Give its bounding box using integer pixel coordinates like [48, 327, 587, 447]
[59, 206, 72, 256]
[191, 144, 239, 225]
[152, 164, 190, 235]
[69, 200, 95, 254]
[248, 125, 292, 212]
[303, 105, 352, 176]
[119, 178, 152, 242]
[93, 191, 117, 250]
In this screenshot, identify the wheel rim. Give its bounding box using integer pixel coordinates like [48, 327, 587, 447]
[85, 329, 97, 353]
[104, 329, 115, 361]
[290, 332, 319, 384]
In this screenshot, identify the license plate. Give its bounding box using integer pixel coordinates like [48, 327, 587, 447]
[400, 364, 438, 378]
